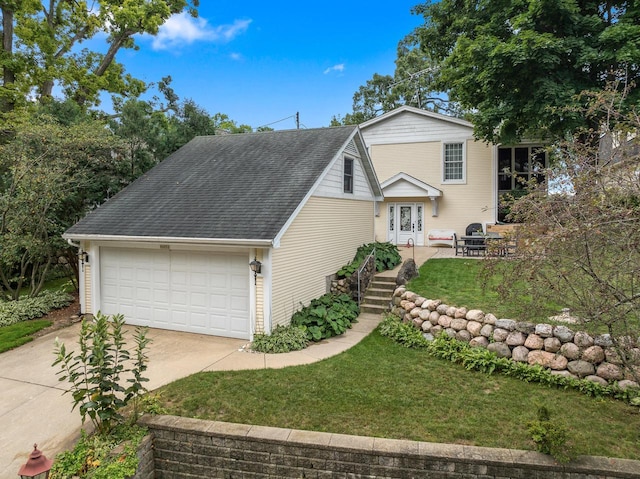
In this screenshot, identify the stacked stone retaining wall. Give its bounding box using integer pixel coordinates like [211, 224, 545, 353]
[330, 256, 376, 302]
[392, 286, 640, 389]
[136, 415, 640, 478]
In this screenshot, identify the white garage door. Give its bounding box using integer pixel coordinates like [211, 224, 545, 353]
[100, 248, 250, 339]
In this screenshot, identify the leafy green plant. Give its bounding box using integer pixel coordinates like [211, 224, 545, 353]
[361, 241, 402, 272]
[53, 312, 150, 435]
[49, 424, 147, 479]
[251, 324, 309, 353]
[137, 393, 169, 416]
[336, 242, 402, 278]
[526, 404, 574, 463]
[291, 293, 359, 341]
[378, 313, 429, 348]
[336, 261, 359, 278]
[425, 335, 640, 405]
[0, 289, 73, 326]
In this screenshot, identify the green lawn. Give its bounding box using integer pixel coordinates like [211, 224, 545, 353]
[154, 258, 639, 459]
[157, 331, 639, 459]
[406, 258, 562, 322]
[0, 320, 52, 353]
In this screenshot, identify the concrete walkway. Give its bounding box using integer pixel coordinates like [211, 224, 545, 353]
[0, 245, 456, 478]
[0, 312, 383, 478]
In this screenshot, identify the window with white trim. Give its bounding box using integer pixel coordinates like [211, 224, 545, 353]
[343, 157, 354, 193]
[443, 142, 465, 183]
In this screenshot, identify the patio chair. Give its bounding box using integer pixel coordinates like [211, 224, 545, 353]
[465, 223, 485, 256]
[465, 223, 483, 236]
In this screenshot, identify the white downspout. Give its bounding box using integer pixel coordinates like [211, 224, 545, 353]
[66, 238, 85, 315]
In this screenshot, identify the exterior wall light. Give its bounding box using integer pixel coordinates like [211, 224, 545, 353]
[18, 444, 53, 479]
[78, 250, 89, 271]
[249, 257, 262, 285]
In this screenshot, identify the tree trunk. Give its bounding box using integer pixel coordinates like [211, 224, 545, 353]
[1, 5, 16, 112]
[74, 31, 130, 106]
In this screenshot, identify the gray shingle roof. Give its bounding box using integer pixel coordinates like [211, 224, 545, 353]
[65, 126, 359, 241]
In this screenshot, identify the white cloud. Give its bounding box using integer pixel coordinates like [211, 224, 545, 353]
[323, 64, 345, 75]
[229, 52, 243, 61]
[151, 13, 252, 50]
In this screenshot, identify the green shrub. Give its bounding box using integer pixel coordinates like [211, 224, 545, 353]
[291, 293, 359, 341]
[431, 335, 640, 404]
[378, 313, 429, 348]
[526, 404, 574, 463]
[53, 312, 150, 435]
[336, 242, 402, 278]
[0, 290, 74, 327]
[380, 328, 640, 406]
[362, 241, 402, 272]
[49, 424, 147, 479]
[251, 325, 309, 353]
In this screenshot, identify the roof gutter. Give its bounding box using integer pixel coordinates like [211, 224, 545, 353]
[62, 233, 274, 248]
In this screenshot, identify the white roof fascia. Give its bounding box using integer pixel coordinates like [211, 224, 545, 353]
[353, 128, 384, 200]
[62, 233, 273, 247]
[359, 105, 473, 130]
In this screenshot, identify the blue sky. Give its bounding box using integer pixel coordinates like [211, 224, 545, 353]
[115, 1, 424, 130]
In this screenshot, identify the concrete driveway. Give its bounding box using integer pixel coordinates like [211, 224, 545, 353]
[0, 313, 381, 478]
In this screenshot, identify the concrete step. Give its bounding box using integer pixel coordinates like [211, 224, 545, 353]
[372, 275, 396, 284]
[360, 302, 389, 315]
[369, 279, 396, 289]
[366, 287, 395, 298]
[358, 273, 397, 314]
[361, 296, 389, 307]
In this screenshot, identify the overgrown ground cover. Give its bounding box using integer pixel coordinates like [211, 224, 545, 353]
[156, 331, 639, 459]
[0, 278, 75, 352]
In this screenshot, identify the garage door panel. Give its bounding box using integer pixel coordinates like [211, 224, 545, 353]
[100, 248, 250, 338]
[171, 271, 188, 287]
[134, 308, 151, 323]
[191, 292, 207, 308]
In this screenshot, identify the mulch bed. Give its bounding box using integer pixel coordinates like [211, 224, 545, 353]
[31, 292, 82, 338]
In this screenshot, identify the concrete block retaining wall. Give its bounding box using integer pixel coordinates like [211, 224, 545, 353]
[131, 434, 154, 479]
[137, 415, 640, 478]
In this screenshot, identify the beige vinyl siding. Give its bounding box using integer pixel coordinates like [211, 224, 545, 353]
[84, 263, 92, 314]
[372, 139, 495, 239]
[256, 276, 264, 333]
[371, 142, 441, 185]
[270, 196, 374, 328]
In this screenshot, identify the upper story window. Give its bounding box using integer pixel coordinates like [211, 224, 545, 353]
[343, 157, 354, 193]
[443, 142, 465, 183]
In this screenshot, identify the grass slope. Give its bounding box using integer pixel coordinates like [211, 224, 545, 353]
[157, 331, 640, 459]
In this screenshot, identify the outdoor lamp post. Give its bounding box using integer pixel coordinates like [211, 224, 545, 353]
[18, 444, 53, 479]
[249, 257, 262, 285]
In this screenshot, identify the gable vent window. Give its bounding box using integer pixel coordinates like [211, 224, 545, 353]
[443, 142, 465, 183]
[344, 157, 354, 193]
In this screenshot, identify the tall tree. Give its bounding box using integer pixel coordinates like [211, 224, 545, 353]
[406, 0, 640, 143]
[0, 0, 199, 110]
[334, 49, 460, 125]
[0, 113, 123, 298]
[485, 85, 640, 382]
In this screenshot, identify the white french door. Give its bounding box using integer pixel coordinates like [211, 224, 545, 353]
[388, 203, 424, 246]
